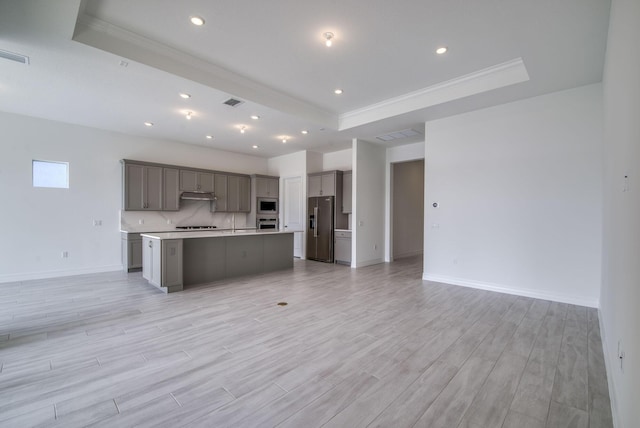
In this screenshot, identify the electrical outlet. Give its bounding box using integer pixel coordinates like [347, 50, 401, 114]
[61, 251, 69, 258]
[93, 220, 102, 226]
[138, 219, 144, 225]
[166, 219, 172, 225]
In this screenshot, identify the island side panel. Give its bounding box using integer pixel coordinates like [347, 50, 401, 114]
[183, 237, 226, 286]
[142, 236, 162, 288]
[263, 233, 294, 273]
[162, 239, 183, 292]
[225, 235, 265, 278]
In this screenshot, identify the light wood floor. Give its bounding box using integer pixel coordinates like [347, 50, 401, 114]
[0, 256, 612, 427]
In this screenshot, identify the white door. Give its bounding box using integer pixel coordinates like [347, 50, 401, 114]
[283, 176, 303, 257]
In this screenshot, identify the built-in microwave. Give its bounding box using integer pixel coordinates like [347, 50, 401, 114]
[257, 197, 278, 214]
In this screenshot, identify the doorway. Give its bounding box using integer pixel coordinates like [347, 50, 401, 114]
[391, 159, 424, 260]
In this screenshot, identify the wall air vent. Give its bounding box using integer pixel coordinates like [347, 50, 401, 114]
[376, 128, 422, 142]
[223, 98, 244, 107]
[0, 49, 29, 65]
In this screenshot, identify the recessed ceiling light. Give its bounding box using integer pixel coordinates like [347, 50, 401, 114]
[206, 135, 213, 139]
[301, 130, 309, 135]
[144, 122, 153, 127]
[436, 46, 448, 55]
[250, 115, 260, 120]
[252, 145, 259, 149]
[179, 93, 191, 99]
[323, 32, 334, 47]
[190, 16, 205, 26]
[240, 126, 247, 134]
[334, 89, 343, 95]
[185, 111, 193, 120]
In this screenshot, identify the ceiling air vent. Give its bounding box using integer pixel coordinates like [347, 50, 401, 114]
[0, 49, 29, 65]
[223, 98, 244, 108]
[376, 128, 422, 142]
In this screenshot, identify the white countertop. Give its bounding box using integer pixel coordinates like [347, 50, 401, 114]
[335, 229, 352, 232]
[141, 229, 293, 240]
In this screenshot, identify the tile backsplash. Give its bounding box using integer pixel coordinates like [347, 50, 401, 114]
[120, 200, 249, 232]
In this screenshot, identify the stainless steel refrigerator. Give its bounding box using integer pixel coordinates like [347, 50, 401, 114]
[307, 196, 334, 262]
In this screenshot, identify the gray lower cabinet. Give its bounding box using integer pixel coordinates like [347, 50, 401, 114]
[121, 232, 143, 271]
[334, 230, 352, 265]
[124, 163, 163, 210]
[141, 233, 293, 292]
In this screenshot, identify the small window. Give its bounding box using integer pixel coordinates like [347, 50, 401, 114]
[32, 160, 69, 188]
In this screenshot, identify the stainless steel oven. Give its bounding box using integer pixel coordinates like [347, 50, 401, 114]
[257, 216, 278, 230]
[257, 197, 278, 215]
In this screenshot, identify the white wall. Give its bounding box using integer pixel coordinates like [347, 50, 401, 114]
[600, 0, 640, 425]
[352, 139, 385, 267]
[0, 111, 267, 282]
[423, 84, 603, 307]
[322, 148, 352, 171]
[385, 142, 425, 261]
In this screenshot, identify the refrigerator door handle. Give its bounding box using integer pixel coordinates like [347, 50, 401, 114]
[313, 206, 318, 237]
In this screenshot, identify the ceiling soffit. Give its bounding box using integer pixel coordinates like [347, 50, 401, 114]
[73, 12, 530, 133]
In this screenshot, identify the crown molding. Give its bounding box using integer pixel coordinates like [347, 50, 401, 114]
[338, 58, 530, 130]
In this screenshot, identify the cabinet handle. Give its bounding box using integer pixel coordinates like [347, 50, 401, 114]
[197, 184, 201, 190]
[148, 241, 152, 248]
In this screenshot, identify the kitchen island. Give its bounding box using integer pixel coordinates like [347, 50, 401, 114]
[140, 229, 294, 293]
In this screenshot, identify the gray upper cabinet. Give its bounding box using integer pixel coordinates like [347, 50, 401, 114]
[342, 171, 352, 214]
[163, 168, 180, 211]
[228, 175, 251, 212]
[308, 171, 339, 197]
[124, 163, 163, 210]
[180, 170, 214, 192]
[255, 176, 279, 198]
[308, 175, 322, 197]
[122, 159, 250, 212]
[213, 173, 228, 212]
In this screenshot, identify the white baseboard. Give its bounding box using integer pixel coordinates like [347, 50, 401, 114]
[422, 273, 599, 308]
[0, 265, 124, 284]
[598, 308, 620, 428]
[354, 258, 385, 268]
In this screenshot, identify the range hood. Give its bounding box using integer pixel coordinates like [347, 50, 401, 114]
[180, 191, 217, 201]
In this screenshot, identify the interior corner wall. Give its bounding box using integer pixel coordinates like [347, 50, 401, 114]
[600, 0, 640, 425]
[352, 139, 385, 267]
[0, 111, 268, 283]
[423, 84, 603, 307]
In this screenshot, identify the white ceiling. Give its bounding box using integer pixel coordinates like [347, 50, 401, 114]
[0, 0, 610, 158]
